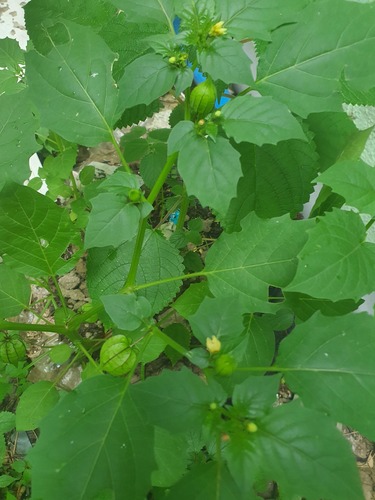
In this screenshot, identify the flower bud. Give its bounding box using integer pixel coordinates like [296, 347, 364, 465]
[206, 335, 221, 354]
[209, 21, 227, 37]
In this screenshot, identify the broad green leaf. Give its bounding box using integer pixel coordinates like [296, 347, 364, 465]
[164, 323, 191, 365]
[28, 376, 155, 500]
[0, 184, 75, 277]
[101, 294, 152, 330]
[0, 476, 16, 488]
[26, 22, 119, 146]
[318, 160, 375, 215]
[224, 139, 318, 231]
[0, 265, 30, 319]
[306, 111, 359, 172]
[198, 38, 254, 86]
[140, 143, 168, 188]
[0, 38, 25, 94]
[152, 428, 188, 487]
[110, 0, 175, 28]
[174, 66, 194, 95]
[178, 134, 241, 215]
[24, 0, 166, 80]
[0, 411, 15, 433]
[225, 403, 363, 500]
[188, 297, 245, 346]
[117, 99, 162, 128]
[49, 344, 74, 364]
[130, 367, 226, 433]
[137, 329, 167, 364]
[232, 314, 275, 368]
[276, 313, 375, 440]
[168, 120, 195, 155]
[309, 121, 373, 216]
[117, 53, 177, 111]
[256, 0, 375, 117]
[287, 209, 375, 301]
[85, 193, 141, 249]
[232, 375, 280, 419]
[0, 92, 40, 190]
[168, 463, 244, 500]
[173, 282, 211, 317]
[100, 17, 169, 81]
[283, 292, 361, 322]
[87, 230, 184, 313]
[205, 213, 312, 312]
[222, 0, 309, 41]
[0, 382, 12, 405]
[42, 146, 77, 183]
[24, 0, 119, 51]
[16, 381, 59, 431]
[121, 138, 149, 163]
[222, 96, 306, 146]
[341, 77, 375, 106]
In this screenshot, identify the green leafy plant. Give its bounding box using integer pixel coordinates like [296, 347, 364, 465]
[1, 0, 375, 498]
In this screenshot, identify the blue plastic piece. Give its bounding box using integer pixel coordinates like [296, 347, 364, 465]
[173, 17, 181, 32]
[169, 209, 180, 225]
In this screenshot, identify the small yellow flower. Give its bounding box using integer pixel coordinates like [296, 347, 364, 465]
[206, 335, 221, 354]
[209, 21, 227, 37]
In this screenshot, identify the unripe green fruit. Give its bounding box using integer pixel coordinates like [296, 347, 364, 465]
[190, 79, 217, 119]
[127, 189, 142, 203]
[247, 422, 258, 433]
[100, 335, 137, 376]
[0, 336, 27, 365]
[214, 354, 237, 376]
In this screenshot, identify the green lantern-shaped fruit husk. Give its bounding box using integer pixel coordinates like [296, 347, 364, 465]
[0, 336, 27, 365]
[100, 335, 137, 376]
[190, 78, 217, 119]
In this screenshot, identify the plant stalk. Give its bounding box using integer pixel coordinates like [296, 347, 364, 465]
[110, 131, 131, 173]
[123, 217, 148, 289]
[147, 153, 178, 205]
[184, 87, 191, 121]
[122, 153, 178, 289]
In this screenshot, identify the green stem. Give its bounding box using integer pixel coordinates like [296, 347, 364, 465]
[154, 327, 188, 356]
[176, 185, 189, 231]
[122, 153, 178, 289]
[148, 153, 178, 205]
[236, 86, 253, 96]
[110, 131, 131, 173]
[50, 352, 81, 389]
[51, 274, 69, 317]
[133, 271, 207, 292]
[215, 433, 222, 500]
[70, 172, 80, 199]
[235, 365, 344, 374]
[184, 87, 191, 121]
[123, 218, 148, 289]
[76, 341, 103, 373]
[0, 320, 68, 335]
[366, 217, 375, 230]
[67, 303, 104, 330]
[0, 319, 82, 345]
